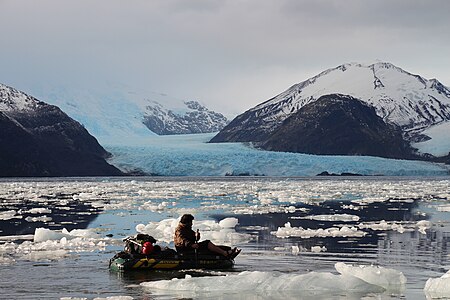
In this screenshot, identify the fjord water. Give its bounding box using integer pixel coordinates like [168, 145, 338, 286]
[0, 177, 449, 299]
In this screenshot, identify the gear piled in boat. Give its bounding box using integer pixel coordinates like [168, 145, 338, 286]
[109, 234, 235, 272]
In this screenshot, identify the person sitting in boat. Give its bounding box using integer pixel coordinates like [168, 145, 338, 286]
[174, 214, 241, 258]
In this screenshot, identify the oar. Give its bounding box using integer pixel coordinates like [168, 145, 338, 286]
[194, 229, 200, 268]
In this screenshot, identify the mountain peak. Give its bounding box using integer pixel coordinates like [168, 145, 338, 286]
[0, 83, 43, 112]
[211, 62, 450, 144]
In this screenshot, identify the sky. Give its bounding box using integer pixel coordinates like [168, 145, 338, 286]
[1, 0, 449, 116]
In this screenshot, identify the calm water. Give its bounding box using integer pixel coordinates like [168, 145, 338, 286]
[0, 177, 449, 299]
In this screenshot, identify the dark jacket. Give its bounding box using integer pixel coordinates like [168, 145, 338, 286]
[174, 223, 196, 250]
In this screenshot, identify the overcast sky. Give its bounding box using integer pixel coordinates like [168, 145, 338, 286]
[1, 0, 449, 116]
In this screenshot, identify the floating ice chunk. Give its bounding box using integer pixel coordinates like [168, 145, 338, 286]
[61, 297, 133, 300]
[357, 219, 432, 234]
[25, 215, 52, 223]
[93, 297, 134, 300]
[0, 234, 107, 264]
[140, 201, 169, 212]
[219, 217, 238, 228]
[436, 205, 450, 212]
[293, 214, 360, 222]
[424, 269, 450, 298]
[335, 262, 406, 292]
[72, 192, 96, 201]
[34, 228, 72, 242]
[68, 229, 101, 239]
[353, 197, 387, 204]
[232, 205, 297, 215]
[141, 270, 384, 295]
[273, 222, 366, 238]
[0, 256, 15, 265]
[25, 207, 52, 214]
[0, 210, 22, 220]
[34, 228, 101, 243]
[342, 204, 361, 210]
[311, 246, 327, 253]
[0, 234, 34, 241]
[274, 246, 287, 251]
[292, 245, 300, 255]
[417, 220, 432, 234]
[358, 220, 407, 233]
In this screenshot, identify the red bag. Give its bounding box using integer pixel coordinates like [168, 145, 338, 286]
[142, 242, 154, 255]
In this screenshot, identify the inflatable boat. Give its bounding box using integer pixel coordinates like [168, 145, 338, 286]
[109, 234, 235, 272]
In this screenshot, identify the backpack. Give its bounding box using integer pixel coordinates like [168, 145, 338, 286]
[124, 234, 157, 255]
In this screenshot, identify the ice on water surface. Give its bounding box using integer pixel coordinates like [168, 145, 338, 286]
[424, 269, 450, 298]
[0, 177, 449, 299]
[141, 263, 406, 297]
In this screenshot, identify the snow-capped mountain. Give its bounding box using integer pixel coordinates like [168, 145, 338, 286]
[0, 83, 123, 176]
[25, 84, 228, 145]
[142, 100, 228, 135]
[211, 62, 450, 146]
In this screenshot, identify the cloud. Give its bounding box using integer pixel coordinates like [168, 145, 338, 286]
[0, 0, 449, 115]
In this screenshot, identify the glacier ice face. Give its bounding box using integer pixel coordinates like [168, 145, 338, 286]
[105, 133, 450, 176]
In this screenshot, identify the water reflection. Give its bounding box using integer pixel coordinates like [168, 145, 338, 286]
[217, 198, 424, 254]
[0, 192, 101, 236]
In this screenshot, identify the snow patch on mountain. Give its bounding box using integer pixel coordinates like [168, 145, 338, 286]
[0, 83, 42, 111]
[252, 62, 450, 134]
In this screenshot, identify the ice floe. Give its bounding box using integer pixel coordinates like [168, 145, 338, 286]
[292, 214, 360, 222]
[232, 205, 297, 215]
[141, 262, 405, 297]
[61, 297, 133, 300]
[0, 228, 109, 264]
[311, 246, 327, 253]
[436, 205, 450, 212]
[0, 210, 22, 220]
[335, 262, 406, 292]
[424, 269, 450, 298]
[273, 222, 366, 238]
[25, 215, 52, 223]
[356, 220, 433, 234]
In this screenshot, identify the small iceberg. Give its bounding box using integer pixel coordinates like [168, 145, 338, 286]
[424, 269, 450, 298]
[141, 262, 406, 298]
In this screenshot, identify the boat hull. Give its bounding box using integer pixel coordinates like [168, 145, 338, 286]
[109, 252, 234, 272]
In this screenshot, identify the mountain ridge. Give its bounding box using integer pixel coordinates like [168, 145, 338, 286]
[211, 62, 450, 160]
[211, 62, 450, 145]
[0, 83, 123, 177]
[23, 85, 228, 144]
[260, 94, 415, 159]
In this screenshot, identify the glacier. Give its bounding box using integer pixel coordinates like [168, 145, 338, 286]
[413, 120, 450, 156]
[105, 133, 449, 176]
[17, 83, 227, 144]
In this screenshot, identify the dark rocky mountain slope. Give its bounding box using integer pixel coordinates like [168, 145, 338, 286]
[0, 83, 123, 177]
[259, 94, 415, 159]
